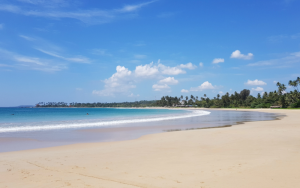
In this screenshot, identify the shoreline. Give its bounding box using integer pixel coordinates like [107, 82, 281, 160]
[1, 109, 299, 187]
[0, 109, 277, 153]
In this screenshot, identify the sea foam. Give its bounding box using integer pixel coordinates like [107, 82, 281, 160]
[0, 110, 210, 133]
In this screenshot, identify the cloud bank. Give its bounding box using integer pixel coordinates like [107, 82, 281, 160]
[93, 61, 196, 96]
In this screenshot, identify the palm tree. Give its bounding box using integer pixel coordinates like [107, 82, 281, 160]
[289, 77, 300, 93]
[204, 94, 206, 98]
[190, 95, 195, 103]
[263, 92, 268, 99]
[276, 82, 287, 95]
[257, 93, 261, 99]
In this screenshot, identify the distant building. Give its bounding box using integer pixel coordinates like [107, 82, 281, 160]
[180, 100, 186, 105]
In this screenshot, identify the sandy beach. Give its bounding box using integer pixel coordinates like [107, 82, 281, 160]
[0, 109, 299, 188]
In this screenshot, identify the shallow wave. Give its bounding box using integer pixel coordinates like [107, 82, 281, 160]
[0, 110, 210, 133]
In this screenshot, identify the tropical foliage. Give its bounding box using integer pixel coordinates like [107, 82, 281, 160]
[156, 77, 300, 108]
[36, 77, 300, 108]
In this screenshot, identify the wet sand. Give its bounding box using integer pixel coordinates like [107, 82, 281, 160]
[0, 109, 299, 188]
[0, 109, 276, 152]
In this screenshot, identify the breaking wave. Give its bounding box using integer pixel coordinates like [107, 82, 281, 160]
[0, 110, 211, 133]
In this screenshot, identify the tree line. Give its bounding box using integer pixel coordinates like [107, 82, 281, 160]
[156, 77, 300, 108]
[36, 77, 300, 108]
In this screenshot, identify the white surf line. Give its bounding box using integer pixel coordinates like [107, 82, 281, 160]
[0, 110, 211, 133]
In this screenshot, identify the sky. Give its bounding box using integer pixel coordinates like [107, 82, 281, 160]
[0, 0, 300, 106]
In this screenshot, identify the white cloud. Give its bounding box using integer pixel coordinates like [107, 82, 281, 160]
[198, 81, 215, 89]
[199, 62, 203, 67]
[152, 84, 170, 91]
[158, 77, 178, 85]
[0, 49, 67, 72]
[135, 62, 159, 78]
[111, 66, 132, 80]
[76, 88, 82, 91]
[0, 5, 21, 13]
[245, 79, 267, 86]
[219, 91, 223, 94]
[93, 66, 135, 96]
[0, 1, 156, 24]
[181, 89, 189, 93]
[273, 81, 278, 84]
[118, 1, 156, 13]
[134, 54, 147, 59]
[93, 60, 195, 97]
[15, 56, 45, 65]
[190, 81, 216, 91]
[20, 34, 90, 64]
[158, 64, 186, 75]
[19, 34, 63, 52]
[248, 51, 300, 67]
[0, 24, 3, 30]
[179, 62, 197, 70]
[230, 50, 253, 60]
[252, 87, 264, 92]
[36, 48, 91, 63]
[135, 61, 187, 78]
[212, 58, 224, 64]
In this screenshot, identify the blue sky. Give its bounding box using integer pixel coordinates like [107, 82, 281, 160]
[0, 0, 300, 106]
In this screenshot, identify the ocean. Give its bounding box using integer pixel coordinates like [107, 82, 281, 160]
[0, 108, 204, 132]
[0, 108, 278, 152]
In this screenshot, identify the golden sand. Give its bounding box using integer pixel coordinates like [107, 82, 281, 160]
[1, 109, 299, 188]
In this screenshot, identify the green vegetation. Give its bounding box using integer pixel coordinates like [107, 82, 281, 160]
[36, 77, 300, 109]
[156, 77, 300, 108]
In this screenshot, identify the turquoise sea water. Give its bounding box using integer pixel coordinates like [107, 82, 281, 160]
[0, 108, 203, 133]
[0, 108, 278, 152]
